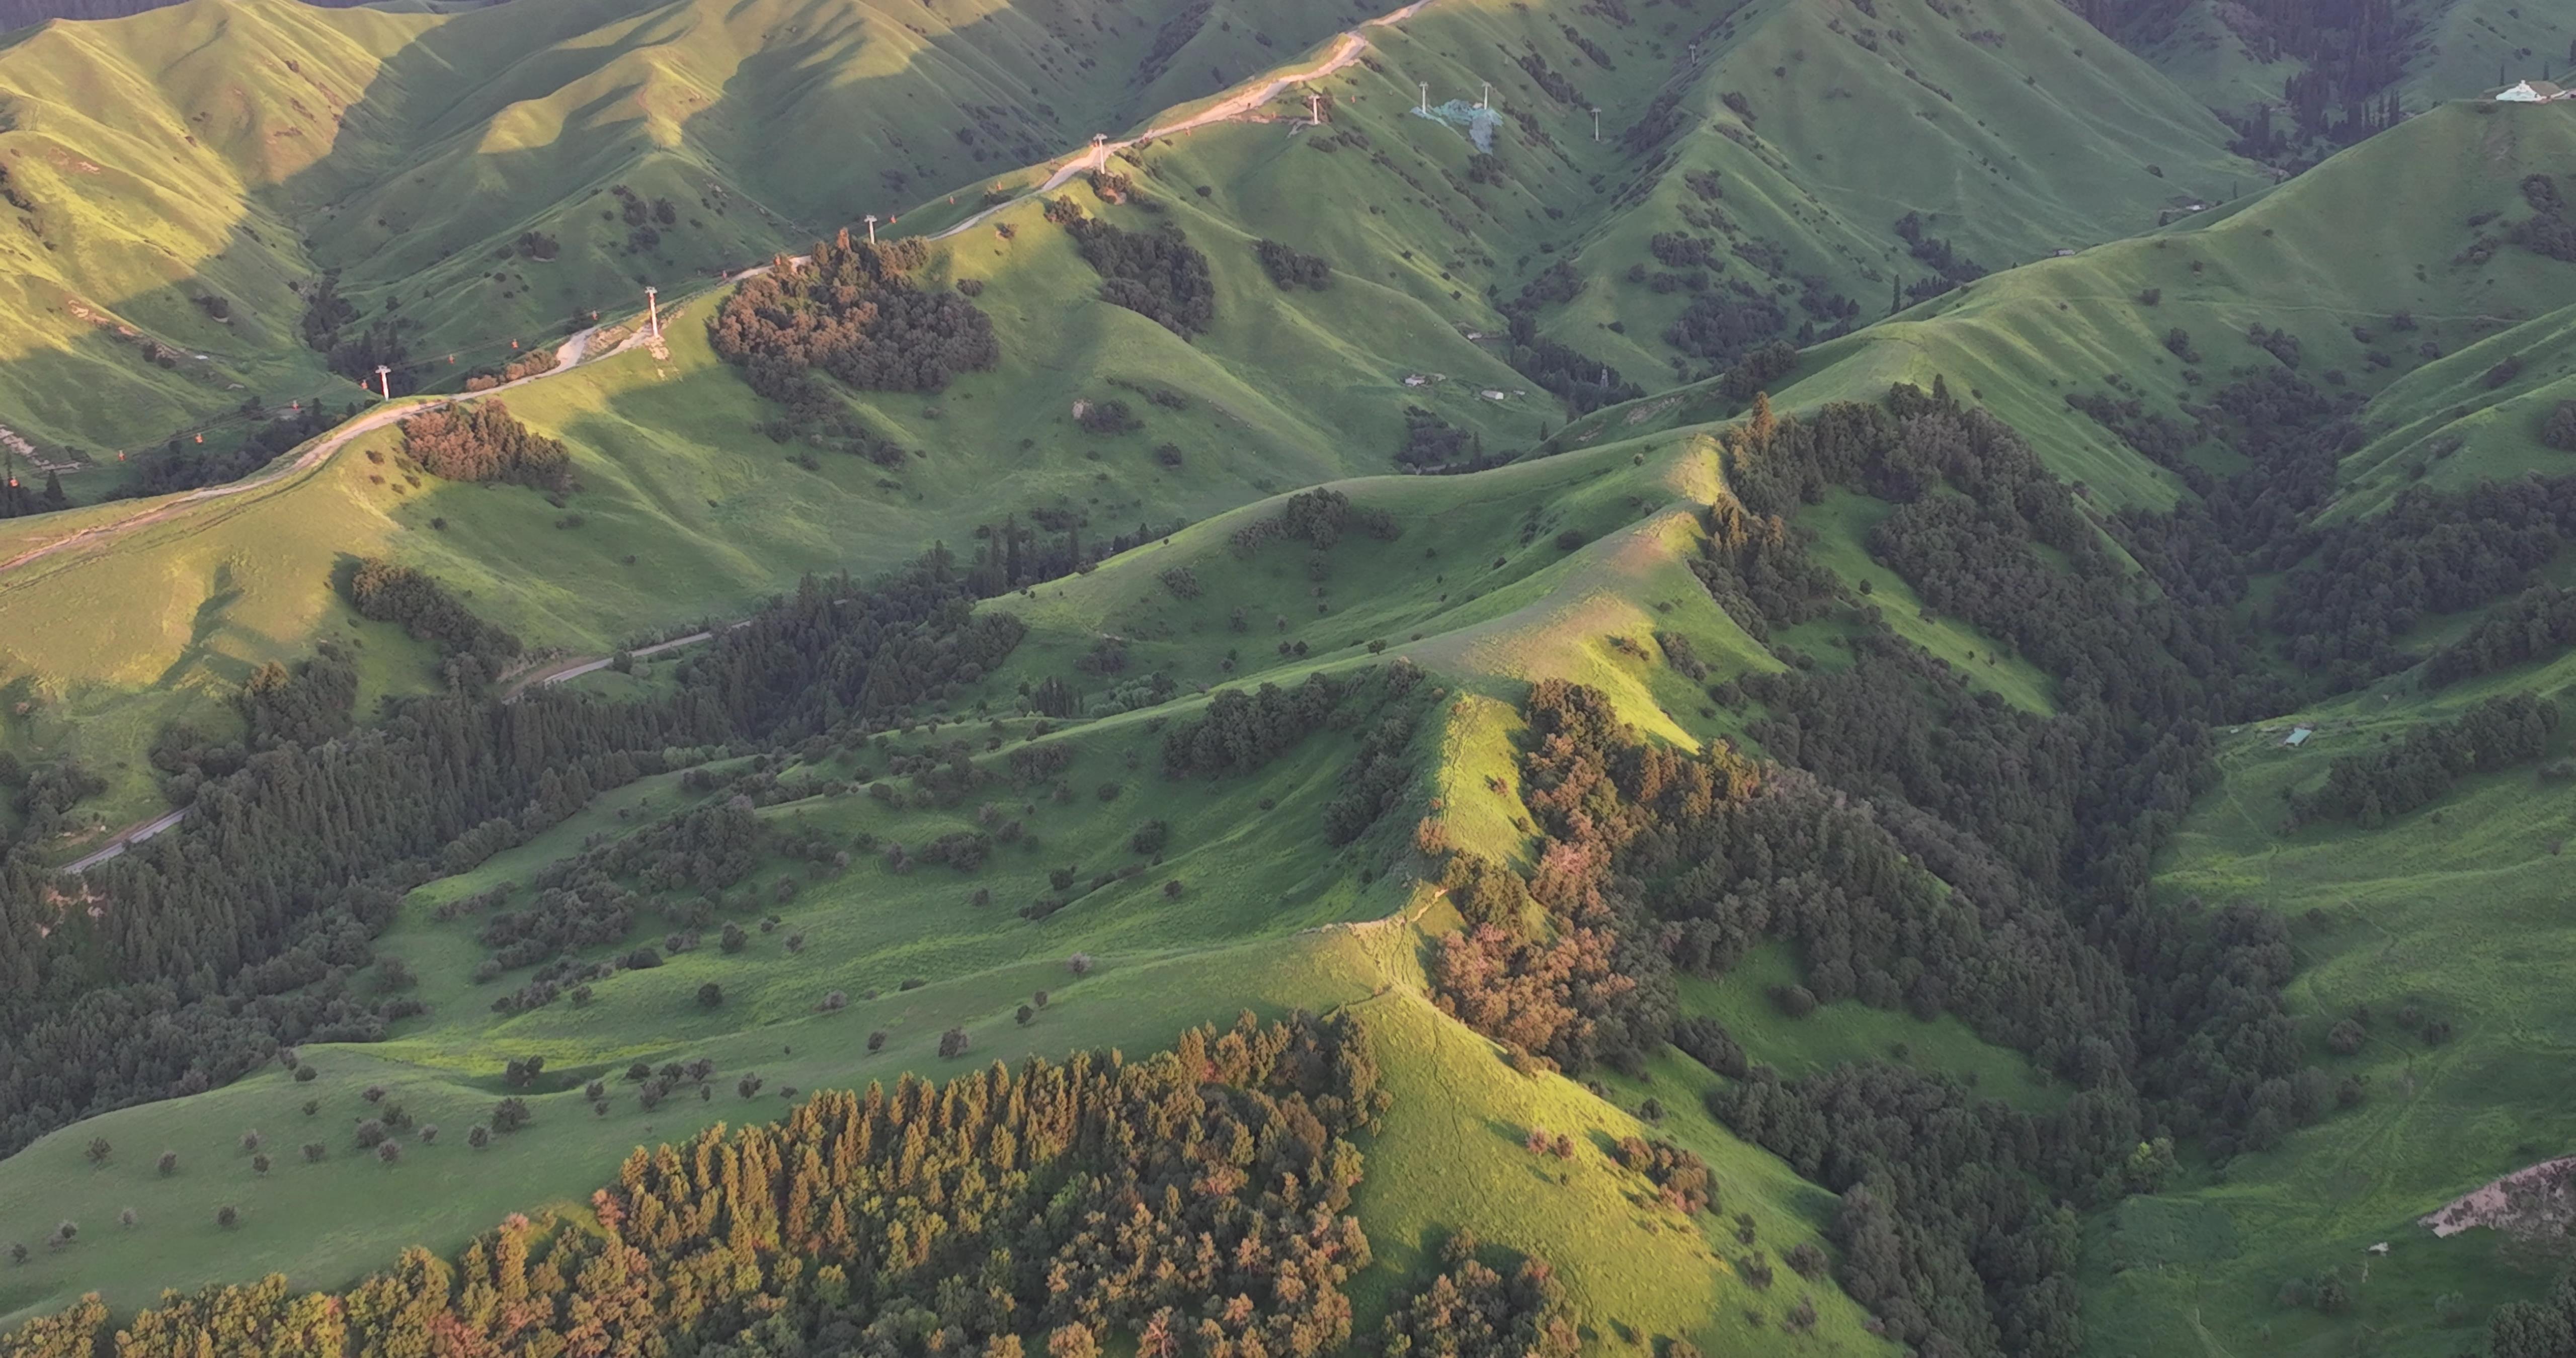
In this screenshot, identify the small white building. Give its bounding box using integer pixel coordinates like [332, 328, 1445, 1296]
[2496, 79, 2576, 103]
[2284, 726, 2314, 748]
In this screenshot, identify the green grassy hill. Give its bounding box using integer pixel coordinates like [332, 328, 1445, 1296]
[15, 3, 2576, 1357]
[1565, 98, 2576, 505]
[0, 434, 1927, 1355]
[0, 0, 2278, 480]
[0, 0, 1368, 464]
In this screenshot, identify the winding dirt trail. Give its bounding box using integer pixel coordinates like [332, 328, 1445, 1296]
[0, 325, 622, 578]
[934, 1, 1430, 239]
[5, 0, 1437, 580]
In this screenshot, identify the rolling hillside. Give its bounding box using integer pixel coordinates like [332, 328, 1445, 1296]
[0, 0, 1368, 460]
[11, 1, 2576, 1356]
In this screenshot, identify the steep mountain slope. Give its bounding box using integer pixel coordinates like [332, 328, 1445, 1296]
[0, 0, 2282, 830]
[12, 3, 2576, 1356]
[1570, 99, 2576, 505]
[2071, 0, 2576, 159]
[0, 0, 1365, 458]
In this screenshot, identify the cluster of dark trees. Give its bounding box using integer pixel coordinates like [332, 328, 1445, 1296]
[398, 401, 571, 490]
[0, 756, 106, 847]
[298, 272, 410, 385]
[708, 234, 999, 419]
[1163, 673, 1350, 777]
[1891, 212, 1986, 294]
[114, 400, 355, 499]
[1229, 487, 1400, 556]
[1497, 274, 1643, 415]
[0, 537, 1046, 1156]
[2424, 583, 2576, 688]
[2510, 173, 2576, 263]
[962, 514, 1177, 598]
[1156, 660, 1431, 851]
[1254, 239, 1332, 291]
[0, 466, 69, 520]
[1393, 406, 1480, 471]
[2068, 0, 2408, 158]
[0, 683, 705, 1155]
[238, 648, 359, 750]
[2545, 400, 2576, 452]
[1415, 380, 2417, 1354]
[1662, 288, 1787, 367]
[2489, 1265, 2576, 1358]
[1718, 341, 1799, 403]
[344, 557, 524, 684]
[1052, 204, 1216, 337]
[1322, 665, 1433, 847]
[1374, 1231, 1581, 1358]
[2288, 693, 2559, 827]
[2, 1014, 1550, 1358]
[2268, 473, 2576, 690]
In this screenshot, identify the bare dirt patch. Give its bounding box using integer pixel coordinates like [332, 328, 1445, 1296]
[2421, 1157, 2576, 1238]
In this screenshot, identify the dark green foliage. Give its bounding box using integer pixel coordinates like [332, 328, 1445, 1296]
[2290, 693, 2560, 827]
[344, 558, 523, 677]
[1076, 399, 1138, 435]
[1060, 214, 1215, 337]
[709, 234, 996, 395]
[2425, 584, 2576, 687]
[1394, 406, 1478, 471]
[1719, 341, 1799, 402]
[113, 400, 344, 500]
[2247, 323, 2302, 368]
[1689, 490, 1840, 640]
[2269, 475, 2576, 690]
[300, 272, 409, 384]
[238, 648, 359, 750]
[0, 542, 1025, 1155]
[1892, 212, 1986, 293]
[1229, 487, 1400, 555]
[398, 401, 571, 491]
[1670, 1016, 1748, 1077]
[1717, 1068, 2084, 1357]
[2509, 175, 2576, 262]
[1253, 238, 1331, 290]
[1437, 852, 1535, 933]
[0, 1015, 1386, 1358]
[1161, 673, 1347, 777]
[1376, 1230, 1581, 1358]
[2488, 1267, 2576, 1358]
[2545, 400, 2576, 451]
[1498, 266, 1640, 413]
[1664, 290, 1788, 366]
[1322, 663, 1433, 846]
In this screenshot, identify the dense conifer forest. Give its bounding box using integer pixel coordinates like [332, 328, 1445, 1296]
[0, 1014, 1556, 1358]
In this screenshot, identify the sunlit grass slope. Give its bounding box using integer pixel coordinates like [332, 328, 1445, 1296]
[0, 0, 1366, 454]
[0, 153, 1544, 832]
[0, 639, 1903, 1358]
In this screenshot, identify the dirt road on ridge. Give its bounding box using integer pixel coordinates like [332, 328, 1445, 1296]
[0, 324, 627, 578]
[1, 0, 1434, 581]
